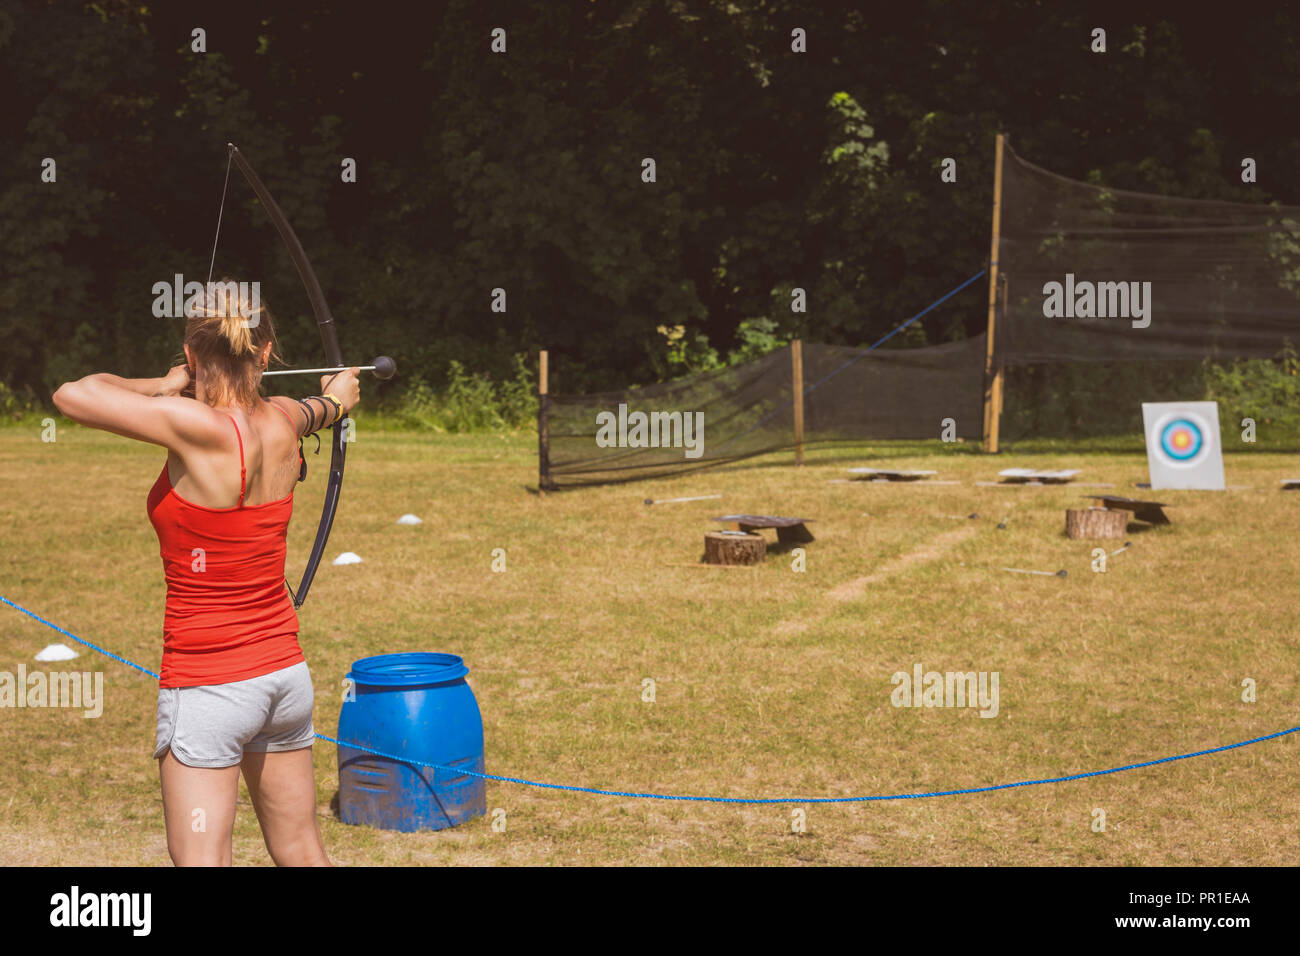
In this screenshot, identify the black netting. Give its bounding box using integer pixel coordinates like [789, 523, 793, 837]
[544, 337, 986, 487]
[542, 143, 1300, 486]
[999, 143, 1300, 364]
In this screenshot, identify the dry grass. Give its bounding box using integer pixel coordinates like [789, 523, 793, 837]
[0, 427, 1296, 865]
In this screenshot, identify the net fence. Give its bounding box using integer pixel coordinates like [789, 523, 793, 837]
[996, 141, 1300, 437]
[544, 336, 986, 488]
[542, 140, 1300, 486]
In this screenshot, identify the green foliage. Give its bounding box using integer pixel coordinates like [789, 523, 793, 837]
[825, 92, 890, 184]
[0, 380, 41, 424]
[652, 324, 723, 379]
[726, 317, 790, 365]
[650, 317, 791, 381]
[8, 2, 1300, 418]
[1203, 345, 1300, 435]
[390, 354, 537, 433]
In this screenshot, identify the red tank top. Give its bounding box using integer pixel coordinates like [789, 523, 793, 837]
[147, 410, 304, 688]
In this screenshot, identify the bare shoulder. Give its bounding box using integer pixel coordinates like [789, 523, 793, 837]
[264, 395, 306, 437]
[166, 397, 237, 446]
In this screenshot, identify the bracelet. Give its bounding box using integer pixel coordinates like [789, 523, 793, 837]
[295, 398, 320, 434]
[309, 395, 335, 429]
[297, 395, 341, 435]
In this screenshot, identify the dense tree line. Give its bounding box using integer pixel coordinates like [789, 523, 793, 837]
[3, 0, 1298, 401]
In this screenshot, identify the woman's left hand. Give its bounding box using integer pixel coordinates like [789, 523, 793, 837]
[320, 367, 361, 414]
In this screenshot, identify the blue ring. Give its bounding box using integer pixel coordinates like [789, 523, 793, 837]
[1160, 418, 1203, 461]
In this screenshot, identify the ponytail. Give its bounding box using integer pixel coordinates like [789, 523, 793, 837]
[183, 278, 281, 408]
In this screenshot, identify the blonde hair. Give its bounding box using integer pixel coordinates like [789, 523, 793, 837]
[184, 278, 281, 408]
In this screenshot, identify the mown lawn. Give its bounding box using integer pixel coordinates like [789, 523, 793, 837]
[0, 425, 1295, 865]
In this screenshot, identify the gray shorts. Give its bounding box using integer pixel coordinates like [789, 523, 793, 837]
[155, 661, 315, 768]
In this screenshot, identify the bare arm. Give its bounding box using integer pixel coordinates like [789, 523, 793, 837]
[52, 368, 226, 451]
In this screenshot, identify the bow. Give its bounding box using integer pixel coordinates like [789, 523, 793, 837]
[210, 142, 345, 610]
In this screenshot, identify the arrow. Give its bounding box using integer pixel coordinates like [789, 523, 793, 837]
[644, 494, 721, 506]
[262, 356, 396, 379]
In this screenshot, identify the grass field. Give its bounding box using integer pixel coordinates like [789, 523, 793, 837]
[0, 426, 1296, 865]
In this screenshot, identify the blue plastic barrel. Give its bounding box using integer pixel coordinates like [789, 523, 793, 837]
[337, 652, 486, 832]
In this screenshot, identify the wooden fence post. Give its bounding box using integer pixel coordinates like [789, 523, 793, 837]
[982, 133, 1006, 453]
[792, 339, 805, 466]
[538, 350, 551, 493]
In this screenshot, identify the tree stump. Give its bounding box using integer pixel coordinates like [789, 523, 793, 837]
[702, 530, 766, 565]
[1065, 507, 1127, 539]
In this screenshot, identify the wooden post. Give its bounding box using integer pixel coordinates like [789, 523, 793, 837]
[982, 133, 1006, 454]
[791, 338, 805, 466]
[538, 350, 551, 494]
[995, 272, 1008, 431]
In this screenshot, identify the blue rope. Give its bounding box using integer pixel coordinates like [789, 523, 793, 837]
[3, 593, 1295, 804]
[1, 594, 161, 680]
[799, 267, 988, 395]
[712, 267, 987, 454]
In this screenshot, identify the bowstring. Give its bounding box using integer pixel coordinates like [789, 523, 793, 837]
[207, 146, 298, 600]
[206, 147, 234, 290]
[204, 144, 334, 611]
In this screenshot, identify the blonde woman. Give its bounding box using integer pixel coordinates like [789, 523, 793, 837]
[53, 284, 360, 866]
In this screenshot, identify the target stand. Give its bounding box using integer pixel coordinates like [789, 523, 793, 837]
[1142, 402, 1225, 491]
[1083, 495, 1171, 526]
[997, 468, 1082, 485]
[847, 468, 938, 482]
[712, 514, 815, 546]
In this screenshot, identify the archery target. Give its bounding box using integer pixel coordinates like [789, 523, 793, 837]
[1142, 402, 1225, 490]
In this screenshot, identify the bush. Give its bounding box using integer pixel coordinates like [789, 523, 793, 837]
[1203, 344, 1300, 435]
[0, 381, 42, 425]
[390, 353, 537, 433]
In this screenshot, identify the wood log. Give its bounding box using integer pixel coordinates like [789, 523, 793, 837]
[702, 530, 766, 565]
[1065, 507, 1127, 540]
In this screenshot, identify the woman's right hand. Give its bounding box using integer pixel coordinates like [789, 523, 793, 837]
[159, 364, 192, 397]
[321, 367, 361, 415]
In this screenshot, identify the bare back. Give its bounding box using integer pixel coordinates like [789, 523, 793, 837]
[167, 398, 303, 508]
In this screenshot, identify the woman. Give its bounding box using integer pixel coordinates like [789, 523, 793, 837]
[52, 283, 360, 866]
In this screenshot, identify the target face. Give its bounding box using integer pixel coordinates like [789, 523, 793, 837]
[1159, 418, 1204, 462]
[1142, 402, 1225, 490]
